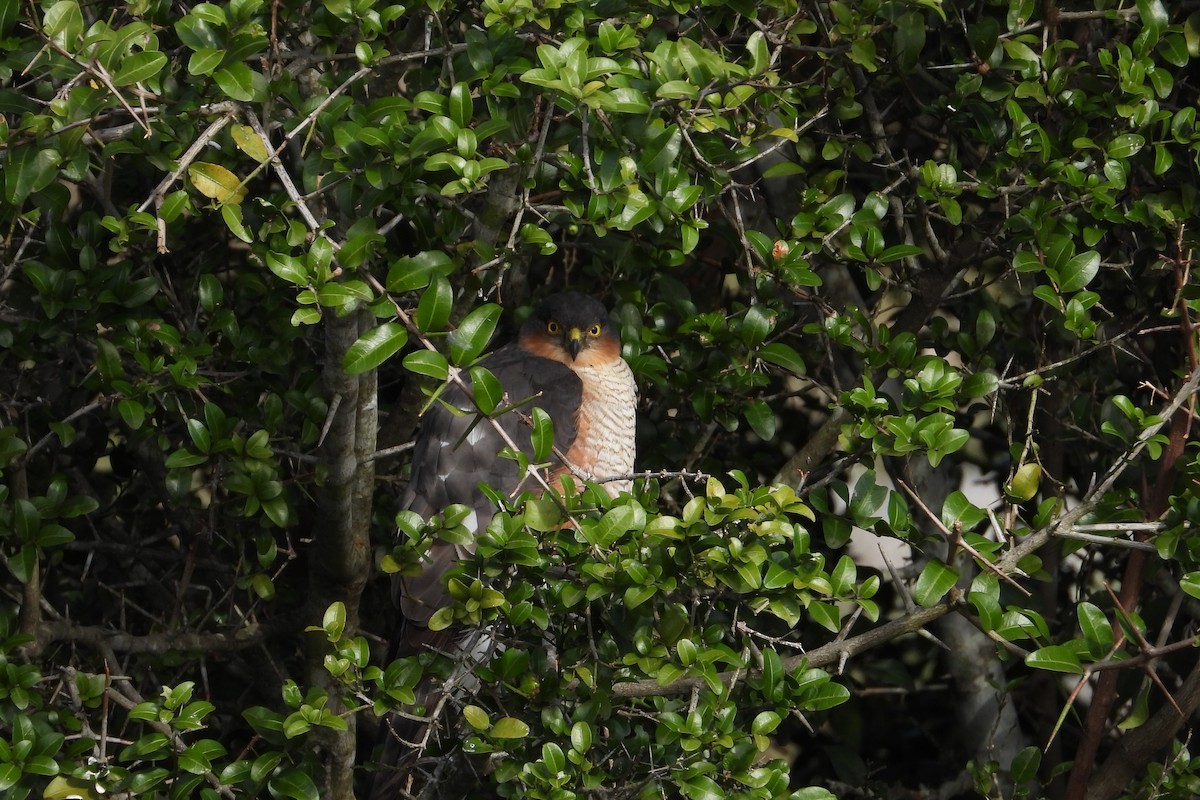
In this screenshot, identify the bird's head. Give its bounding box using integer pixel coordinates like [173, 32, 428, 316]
[518, 292, 621, 368]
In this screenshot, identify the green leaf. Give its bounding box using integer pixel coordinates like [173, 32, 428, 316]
[265, 252, 309, 286]
[215, 63, 257, 101]
[387, 250, 454, 292]
[1007, 463, 1042, 502]
[268, 768, 320, 800]
[489, 717, 529, 739]
[403, 350, 449, 380]
[602, 87, 651, 114]
[522, 497, 562, 532]
[322, 602, 346, 641]
[191, 3, 228, 25]
[343, 322, 407, 375]
[656, 79, 698, 100]
[463, 705, 490, 730]
[678, 774, 725, 800]
[1057, 251, 1100, 293]
[114, 50, 167, 85]
[166, 449, 208, 468]
[594, 505, 638, 546]
[1025, 644, 1083, 674]
[23, 755, 60, 777]
[1106, 133, 1145, 159]
[15, 498, 39, 538]
[624, 584, 656, 609]
[161, 190, 191, 223]
[1077, 602, 1113, 659]
[762, 160, 805, 179]
[1186, 12, 1200, 56]
[530, 407, 554, 462]
[893, 11, 926, 71]
[0, 0, 18, 38]
[1010, 746, 1042, 785]
[913, 560, 958, 607]
[799, 680, 850, 711]
[740, 305, 773, 346]
[448, 304, 501, 365]
[178, 739, 226, 773]
[850, 37, 878, 71]
[962, 371, 999, 399]
[830, 555, 856, 595]
[4, 144, 63, 205]
[469, 366, 502, 414]
[746, 30, 770, 75]
[1180, 571, 1200, 600]
[744, 399, 776, 440]
[757, 342, 805, 376]
[793, 790, 837, 800]
[428, 607, 455, 631]
[941, 197, 962, 226]
[43, 0, 83, 46]
[221, 203, 252, 242]
[416, 275, 453, 333]
[309, 237, 333, 281]
[1136, 0, 1168, 43]
[751, 710, 781, 735]
[878, 243, 924, 263]
[95, 337, 124, 380]
[808, 602, 840, 632]
[188, 47, 224, 75]
[175, 13, 220, 49]
[449, 82, 472, 128]
[541, 742, 566, 773]
[570, 721, 593, 753]
[1118, 681, 1151, 731]
[1012, 251, 1043, 273]
[759, 647, 782, 698]
[941, 491, 986, 529]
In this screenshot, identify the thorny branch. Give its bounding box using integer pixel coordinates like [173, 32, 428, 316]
[625, 361, 1200, 701]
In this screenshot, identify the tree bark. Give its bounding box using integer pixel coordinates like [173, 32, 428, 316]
[1086, 656, 1200, 800]
[310, 306, 377, 800]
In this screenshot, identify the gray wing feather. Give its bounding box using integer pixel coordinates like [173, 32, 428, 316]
[396, 345, 581, 627]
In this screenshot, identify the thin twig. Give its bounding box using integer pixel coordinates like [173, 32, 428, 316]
[136, 105, 238, 214]
[995, 362, 1200, 576]
[898, 478, 1032, 597]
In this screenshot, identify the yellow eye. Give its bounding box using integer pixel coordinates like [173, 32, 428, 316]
[547, 321, 561, 334]
[588, 324, 602, 337]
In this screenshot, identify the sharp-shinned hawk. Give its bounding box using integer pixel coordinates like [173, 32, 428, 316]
[370, 292, 637, 797]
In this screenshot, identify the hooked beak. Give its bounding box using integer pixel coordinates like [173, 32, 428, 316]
[565, 327, 583, 360]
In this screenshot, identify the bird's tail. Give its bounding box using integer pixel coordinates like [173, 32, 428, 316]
[366, 626, 497, 799]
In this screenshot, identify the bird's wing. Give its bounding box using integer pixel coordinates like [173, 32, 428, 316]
[396, 344, 582, 628]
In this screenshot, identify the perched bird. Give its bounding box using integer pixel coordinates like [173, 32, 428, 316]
[370, 292, 637, 797]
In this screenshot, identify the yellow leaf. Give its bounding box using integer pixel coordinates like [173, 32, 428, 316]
[230, 123, 269, 163]
[463, 705, 490, 730]
[187, 162, 247, 205]
[44, 776, 103, 800]
[1008, 463, 1042, 502]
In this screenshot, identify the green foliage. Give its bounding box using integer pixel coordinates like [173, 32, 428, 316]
[3, 0, 1200, 797]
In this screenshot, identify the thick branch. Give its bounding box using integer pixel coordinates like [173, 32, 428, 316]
[1086, 657, 1200, 800]
[33, 617, 296, 655]
[309, 309, 376, 800]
